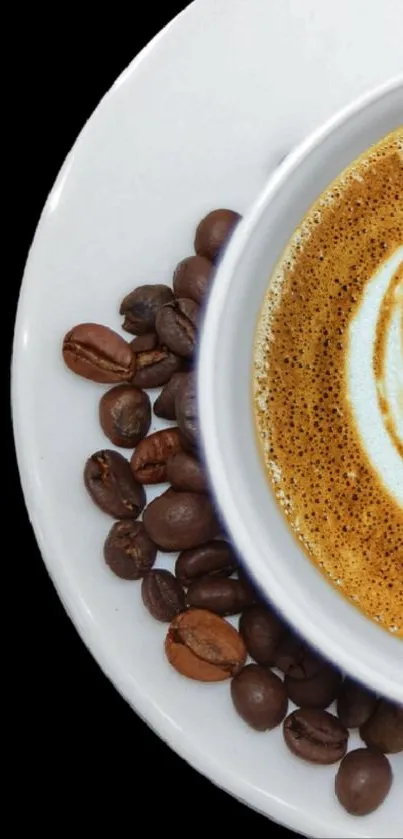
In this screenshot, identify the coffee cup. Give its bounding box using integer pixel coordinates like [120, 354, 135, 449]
[198, 76, 403, 702]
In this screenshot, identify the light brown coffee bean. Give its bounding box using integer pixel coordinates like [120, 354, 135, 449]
[99, 384, 151, 447]
[141, 569, 185, 622]
[175, 541, 238, 586]
[120, 284, 173, 335]
[166, 451, 208, 493]
[173, 255, 214, 305]
[143, 489, 220, 551]
[63, 323, 135, 383]
[130, 428, 183, 484]
[165, 608, 247, 681]
[194, 209, 241, 262]
[156, 298, 199, 359]
[283, 708, 348, 765]
[186, 576, 254, 616]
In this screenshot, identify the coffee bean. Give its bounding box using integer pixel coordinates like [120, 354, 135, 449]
[143, 489, 220, 551]
[335, 748, 393, 816]
[175, 374, 198, 447]
[231, 664, 288, 731]
[194, 209, 241, 262]
[120, 284, 173, 335]
[360, 699, 403, 754]
[165, 608, 246, 681]
[130, 428, 183, 484]
[186, 576, 254, 616]
[84, 450, 146, 519]
[173, 255, 214, 305]
[166, 451, 208, 493]
[285, 659, 342, 709]
[337, 678, 378, 729]
[175, 541, 238, 586]
[239, 605, 285, 665]
[131, 341, 184, 389]
[99, 385, 151, 447]
[104, 520, 157, 579]
[273, 631, 305, 675]
[283, 709, 348, 765]
[130, 333, 158, 353]
[153, 372, 189, 420]
[63, 323, 135, 383]
[156, 298, 199, 359]
[141, 569, 185, 622]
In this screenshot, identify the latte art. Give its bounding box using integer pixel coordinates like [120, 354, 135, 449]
[254, 128, 403, 636]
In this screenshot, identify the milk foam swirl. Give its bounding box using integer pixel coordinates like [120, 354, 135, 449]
[347, 246, 403, 507]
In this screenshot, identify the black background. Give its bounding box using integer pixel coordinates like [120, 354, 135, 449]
[11, 4, 295, 833]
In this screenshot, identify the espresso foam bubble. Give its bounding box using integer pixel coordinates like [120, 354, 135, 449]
[254, 128, 403, 636]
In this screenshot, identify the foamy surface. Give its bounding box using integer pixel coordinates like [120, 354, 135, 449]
[254, 128, 403, 635]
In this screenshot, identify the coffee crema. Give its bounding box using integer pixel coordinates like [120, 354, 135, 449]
[254, 128, 403, 636]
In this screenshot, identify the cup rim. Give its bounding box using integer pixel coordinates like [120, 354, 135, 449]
[198, 75, 403, 700]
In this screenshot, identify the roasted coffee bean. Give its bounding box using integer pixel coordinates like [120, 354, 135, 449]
[141, 569, 185, 622]
[166, 451, 208, 493]
[99, 385, 151, 447]
[239, 605, 285, 665]
[360, 699, 403, 754]
[165, 608, 246, 681]
[130, 333, 158, 352]
[175, 374, 198, 447]
[194, 209, 241, 262]
[173, 255, 214, 305]
[156, 298, 199, 359]
[104, 520, 157, 579]
[84, 450, 146, 519]
[175, 541, 238, 586]
[337, 678, 378, 729]
[231, 664, 288, 731]
[335, 748, 393, 816]
[273, 631, 306, 675]
[285, 659, 342, 709]
[143, 489, 220, 551]
[63, 323, 135, 383]
[186, 576, 254, 616]
[131, 342, 184, 389]
[130, 428, 183, 484]
[120, 284, 173, 335]
[153, 372, 189, 420]
[283, 709, 348, 765]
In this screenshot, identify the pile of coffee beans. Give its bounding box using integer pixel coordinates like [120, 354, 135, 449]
[62, 207, 402, 819]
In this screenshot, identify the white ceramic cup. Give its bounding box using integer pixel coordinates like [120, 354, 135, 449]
[198, 75, 403, 702]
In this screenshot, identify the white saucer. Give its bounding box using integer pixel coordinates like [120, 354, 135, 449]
[12, 1, 403, 836]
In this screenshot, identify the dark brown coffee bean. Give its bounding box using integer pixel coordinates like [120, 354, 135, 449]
[131, 342, 184, 389]
[130, 333, 158, 352]
[141, 569, 185, 622]
[63, 323, 135, 383]
[166, 451, 208, 493]
[231, 664, 288, 731]
[283, 709, 348, 765]
[337, 678, 378, 729]
[175, 374, 198, 447]
[104, 520, 157, 579]
[143, 489, 220, 551]
[156, 298, 199, 359]
[239, 605, 285, 665]
[84, 450, 146, 519]
[335, 748, 393, 816]
[273, 630, 305, 675]
[175, 541, 238, 586]
[130, 428, 183, 484]
[120, 284, 173, 335]
[165, 608, 246, 681]
[99, 385, 151, 447]
[285, 660, 342, 709]
[186, 576, 254, 616]
[153, 372, 189, 420]
[194, 209, 241, 262]
[173, 255, 214, 305]
[360, 699, 403, 754]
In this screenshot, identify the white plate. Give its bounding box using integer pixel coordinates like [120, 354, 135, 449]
[12, 1, 403, 836]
